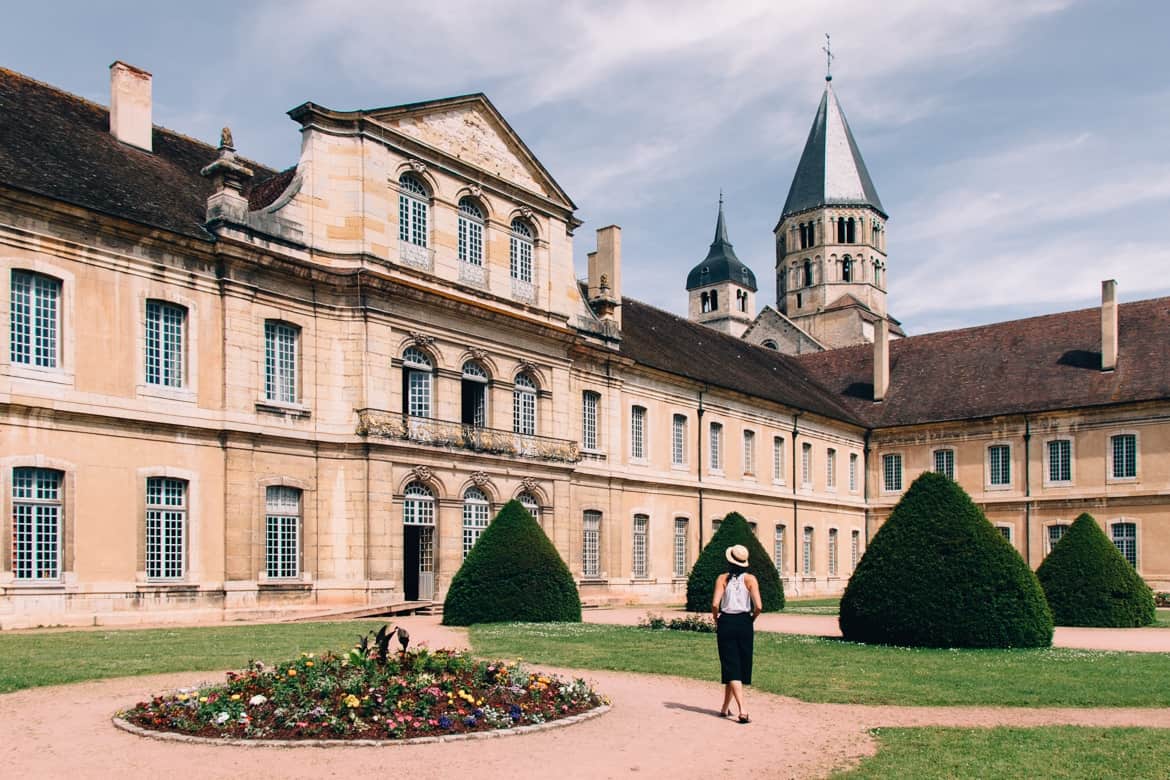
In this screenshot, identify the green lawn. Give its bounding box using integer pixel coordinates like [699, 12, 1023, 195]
[834, 727, 1170, 779]
[0, 620, 387, 693]
[469, 623, 1170, 707]
[784, 597, 841, 615]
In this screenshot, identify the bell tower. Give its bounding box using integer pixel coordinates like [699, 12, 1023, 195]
[687, 196, 758, 337]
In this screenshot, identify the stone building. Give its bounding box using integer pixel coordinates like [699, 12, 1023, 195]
[1, 62, 1167, 629]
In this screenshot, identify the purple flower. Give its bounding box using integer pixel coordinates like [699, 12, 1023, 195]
[474, 708, 484, 719]
[438, 715, 453, 729]
[509, 705, 522, 721]
[464, 716, 477, 727]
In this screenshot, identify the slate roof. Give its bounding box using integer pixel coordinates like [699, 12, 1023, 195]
[781, 79, 885, 218]
[796, 297, 1170, 428]
[0, 67, 278, 241]
[685, 200, 758, 291]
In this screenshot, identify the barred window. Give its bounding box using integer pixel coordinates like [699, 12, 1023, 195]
[849, 452, 858, 492]
[582, 391, 600, 450]
[403, 347, 433, 419]
[518, 492, 540, 526]
[773, 436, 785, 483]
[774, 525, 786, 574]
[673, 517, 688, 577]
[998, 525, 1013, 543]
[826, 448, 836, 489]
[882, 453, 902, 492]
[146, 477, 186, 579]
[10, 270, 60, 367]
[801, 443, 812, 486]
[1047, 439, 1071, 483]
[1111, 434, 1137, 479]
[513, 373, 537, 435]
[828, 528, 839, 576]
[1112, 522, 1137, 567]
[462, 487, 490, 559]
[265, 486, 301, 578]
[631, 406, 646, 460]
[802, 526, 813, 576]
[583, 510, 601, 578]
[145, 300, 185, 387]
[1047, 523, 1069, 553]
[709, 422, 723, 471]
[457, 198, 485, 265]
[510, 219, 533, 283]
[264, 321, 298, 404]
[851, 529, 861, 569]
[632, 514, 649, 578]
[934, 448, 955, 479]
[672, 414, 687, 466]
[402, 482, 435, 526]
[11, 467, 62, 580]
[988, 444, 1011, 486]
[743, 430, 755, 475]
[398, 174, 429, 247]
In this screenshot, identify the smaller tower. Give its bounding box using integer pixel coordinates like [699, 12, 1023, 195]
[687, 196, 758, 337]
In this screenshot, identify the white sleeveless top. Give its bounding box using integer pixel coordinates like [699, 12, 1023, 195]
[720, 573, 751, 614]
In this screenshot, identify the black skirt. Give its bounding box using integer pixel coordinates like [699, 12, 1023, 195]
[716, 611, 754, 684]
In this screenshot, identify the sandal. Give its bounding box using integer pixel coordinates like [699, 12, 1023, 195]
[737, 714, 751, 724]
[718, 709, 731, 718]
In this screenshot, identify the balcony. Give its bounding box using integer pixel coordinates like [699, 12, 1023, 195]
[398, 240, 435, 272]
[356, 409, 580, 463]
[459, 259, 488, 289]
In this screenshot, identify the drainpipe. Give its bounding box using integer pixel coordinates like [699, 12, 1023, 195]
[697, 388, 705, 548]
[863, 428, 872, 542]
[791, 412, 803, 581]
[1023, 415, 1032, 566]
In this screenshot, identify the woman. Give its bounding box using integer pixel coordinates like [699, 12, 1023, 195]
[711, 544, 763, 723]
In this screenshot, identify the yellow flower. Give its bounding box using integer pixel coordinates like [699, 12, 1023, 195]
[177, 694, 188, 701]
[305, 661, 314, 667]
[343, 694, 360, 708]
[230, 694, 241, 701]
[287, 669, 297, 677]
[199, 696, 209, 703]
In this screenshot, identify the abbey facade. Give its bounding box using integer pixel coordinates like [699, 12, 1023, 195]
[1, 63, 1167, 628]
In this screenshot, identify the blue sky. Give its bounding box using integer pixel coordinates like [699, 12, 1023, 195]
[5, 1, 1169, 334]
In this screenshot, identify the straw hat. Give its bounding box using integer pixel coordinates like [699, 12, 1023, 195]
[725, 544, 750, 567]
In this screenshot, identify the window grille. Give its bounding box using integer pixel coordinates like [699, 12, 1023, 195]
[826, 448, 836, 489]
[402, 482, 435, 526]
[802, 526, 813, 576]
[582, 510, 601, 577]
[709, 423, 723, 471]
[673, 518, 688, 577]
[11, 468, 61, 580]
[518, 492, 540, 525]
[774, 525, 785, 574]
[146, 477, 186, 579]
[631, 406, 646, 460]
[672, 414, 687, 465]
[1047, 439, 1071, 482]
[513, 374, 536, 435]
[404, 347, 433, 419]
[849, 453, 858, 491]
[632, 514, 648, 578]
[264, 321, 298, 403]
[851, 529, 861, 569]
[743, 430, 755, 474]
[828, 528, 838, 576]
[457, 198, 484, 265]
[998, 526, 1013, 543]
[988, 444, 1011, 486]
[934, 448, 954, 479]
[10, 270, 60, 367]
[882, 453, 902, 492]
[265, 486, 301, 578]
[462, 487, 490, 559]
[145, 300, 185, 387]
[773, 437, 785, 482]
[1047, 523, 1069, 553]
[1111, 434, 1137, 478]
[398, 175, 429, 246]
[582, 391, 600, 450]
[1112, 522, 1137, 567]
[510, 219, 533, 283]
[801, 442, 812, 486]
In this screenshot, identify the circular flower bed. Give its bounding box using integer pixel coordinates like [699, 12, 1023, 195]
[119, 643, 606, 741]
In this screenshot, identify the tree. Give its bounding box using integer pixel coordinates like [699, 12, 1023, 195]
[442, 500, 581, 625]
[686, 512, 784, 613]
[839, 472, 1053, 648]
[1036, 512, 1155, 627]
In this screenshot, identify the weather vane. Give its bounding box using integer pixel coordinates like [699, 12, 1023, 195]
[823, 33, 834, 80]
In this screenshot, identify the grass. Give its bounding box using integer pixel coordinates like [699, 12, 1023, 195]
[469, 623, 1170, 707]
[0, 620, 388, 693]
[784, 597, 841, 615]
[833, 727, 1170, 779]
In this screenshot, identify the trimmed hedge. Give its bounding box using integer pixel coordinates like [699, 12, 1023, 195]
[839, 472, 1053, 648]
[1036, 512, 1155, 627]
[442, 500, 581, 625]
[685, 512, 784, 613]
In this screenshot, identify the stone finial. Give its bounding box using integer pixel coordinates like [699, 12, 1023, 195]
[201, 129, 254, 225]
[219, 126, 234, 151]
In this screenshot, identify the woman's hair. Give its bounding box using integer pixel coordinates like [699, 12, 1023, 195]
[727, 562, 748, 577]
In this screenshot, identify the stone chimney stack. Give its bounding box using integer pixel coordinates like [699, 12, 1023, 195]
[588, 225, 622, 328]
[873, 317, 890, 402]
[109, 61, 153, 151]
[1101, 279, 1118, 371]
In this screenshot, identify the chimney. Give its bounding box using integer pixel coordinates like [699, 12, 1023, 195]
[1101, 279, 1118, 371]
[109, 61, 153, 151]
[873, 317, 889, 402]
[588, 225, 622, 328]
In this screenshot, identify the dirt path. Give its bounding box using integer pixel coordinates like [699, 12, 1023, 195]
[3, 615, 1170, 780]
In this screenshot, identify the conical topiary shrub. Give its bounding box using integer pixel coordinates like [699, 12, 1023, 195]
[1036, 512, 1155, 627]
[839, 472, 1053, 648]
[686, 512, 784, 613]
[442, 500, 581, 625]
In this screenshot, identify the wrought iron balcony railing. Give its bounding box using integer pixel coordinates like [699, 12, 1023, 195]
[356, 409, 580, 463]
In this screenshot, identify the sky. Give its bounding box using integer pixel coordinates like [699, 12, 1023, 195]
[4, 0, 1169, 335]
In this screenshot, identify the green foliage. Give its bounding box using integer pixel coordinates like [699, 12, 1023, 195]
[637, 612, 716, 633]
[1036, 513, 1155, 627]
[685, 512, 784, 612]
[442, 500, 581, 625]
[839, 472, 1053, 648]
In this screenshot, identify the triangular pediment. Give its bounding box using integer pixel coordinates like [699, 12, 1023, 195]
[367, 95, 574, 209]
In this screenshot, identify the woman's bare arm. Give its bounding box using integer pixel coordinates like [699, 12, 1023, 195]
[711, 573, 727, 620]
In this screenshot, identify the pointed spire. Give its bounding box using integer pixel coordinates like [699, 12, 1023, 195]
[713, 190, 730, 246]
[686, 194, 757, 292]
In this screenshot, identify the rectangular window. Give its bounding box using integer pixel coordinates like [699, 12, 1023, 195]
[672, 414, 687, 466]
[933, 448, 955, 479]
[11, 467, 61, 580]
[10, 270, 60, 367]
[582, 511, 601, 578]
[773, 436, 785, 483]
[709, 422, 723, 471]
[743, 430, 755, 475]
[882, 453, 902, 492]
[631, 406, 646, 460]
[264, 321, 298, 404]
[828, 528, 838, 576]
[673, 518, 688, 578]
[265, 486, 301, 578]
[989, 444, 1011, 486]
[1047, 523, 1069, 553]
[145, 300, 185, 387]
[851, 529, 861, 569]
[510, 235, 533, 283]
[632, 514, 649, 578]
[802, 526, 813, 576]
[801, 443, 812, 486]
[773, 525, 785, 574]
[1047, 439, 1072, 483]
[849, 453, 858, 492]
[998, 525, 1013, 543]
[145, 477, 186, 580]
[826, 448, 837, 489]
[1111, 434, 1137, 479]
[1112, 522, 1137, 567]
[582, 391, 599, 450]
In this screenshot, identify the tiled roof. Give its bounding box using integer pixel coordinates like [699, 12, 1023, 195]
[796, 297, 1170, 427]
[0, 67, 277, 240]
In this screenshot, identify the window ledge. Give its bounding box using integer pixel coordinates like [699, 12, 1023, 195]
[578, 578, 609, 585]
[629, 577, 657, 584]
[137, 384, 198, 403]
[258, 581, 313, 592]
[5, 365, 74, 385]
[136, 582, 199, 593]
[671, 463, 689, 471]
[985, 484, 1013, 492]
[1107, 476, 1139, 485]
[1043, 481, 1074, 488]
[255, 400, 311, 419]
[0, 581, 68, 594]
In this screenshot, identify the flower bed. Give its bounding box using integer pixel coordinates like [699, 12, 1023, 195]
[119, 643, 605, 741]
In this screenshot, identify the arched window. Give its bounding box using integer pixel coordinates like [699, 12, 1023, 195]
[874, 262, 883, 287]
[398, 174, 429, 247]
[510, 219, 534, 283]
[518, 492, 540, 525]
[513, 373, 537, 435]
[710, 289, 719, 310]
[736, 289, 747, 312]
[457, 198, 485, 266]
[402, 347, 433, 418]
[836, 218, 846, 244]
[462, 487, 490, 558]
[461, 360, 488, 427]
[762, 340, 778, 350]
[700, 291, 710, 313]
[402, 482, 435, 525]
[803, 259, 813, 287]
[842, 256, 853, 283]
[846, 217, 856, 244]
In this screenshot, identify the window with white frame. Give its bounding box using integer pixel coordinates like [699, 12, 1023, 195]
[10, 269, 60, 367]
[1110, 434, 1137, 479]
[264, 321, 298, 404]
[673, 517, 688, 577]
[265, 485, 301, 578]
[631, 405, 646, 460]
[398, 174, 429, 247]
[462, 487, 490, 559]
[933, 448, 955, 479]
[583, 510, 601, 577]
[1047, 439, 1072, 483]
[997, 525, 1013, 543]
[1047, 523, 1069, 553]
[774, 525, 786, 574]
[11, 467, 62, 580]
[145, 477, 186, 579]
[672, 414, 687, 466]
[518, 492, 540, 525]
[632, 514, 649, 578]
[988, 444, 1012, 486]
[457, 198, 485, 265]
[144, 300, 185, 387]
[828, 528, 839, 576]
[1112, 522, 1137, 567]
[882, 453, 902, 492]
[709, 422, 723, 471]
[582, 391, 600, 450]
[826, 448, 837, 489]
[402, 482, 435, 526]
[773, 436, 785, 483]
[851, 529, 861, 569]
[402, 347, 433, 418]
[510, 219, 534, 283]
[802, 526, 813, 575]
[743, 430, 756, 475]
[801, 442, 812, 487]
[513, 373, 537, 435]
[849, 453, 858, 492]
